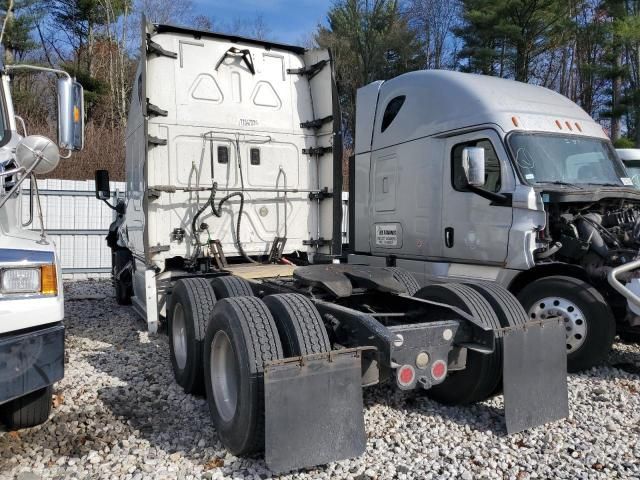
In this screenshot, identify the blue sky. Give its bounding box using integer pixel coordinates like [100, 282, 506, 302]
[192, 0, 333, 45]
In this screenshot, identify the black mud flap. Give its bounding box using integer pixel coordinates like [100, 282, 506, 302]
[503, 317, 569, 434]
[264, 348, 367, 473]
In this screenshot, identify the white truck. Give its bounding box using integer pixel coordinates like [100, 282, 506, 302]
[0, 62, 84, 429]
[618, 148, 640, 188]
[97, 21, 569, 471]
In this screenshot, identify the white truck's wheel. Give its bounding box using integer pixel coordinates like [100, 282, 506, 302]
[263, 293, 331, 356]
[414, 283, 502, 405]
[384, 267, 421, 295]
[517, 276, 615, 372]
[1, 385, 53, 430]
[210, 276, 254, 299]
[204, 296, 283, 455]
[168, 278, 217, 394]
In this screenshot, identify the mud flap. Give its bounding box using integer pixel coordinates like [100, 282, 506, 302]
[503, 318, 568, 434]
[264, 349, 367, 472]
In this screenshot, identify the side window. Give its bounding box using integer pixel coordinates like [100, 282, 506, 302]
[452, 139, 501, 193]
[137, 73, 143, 105]
[381, 96, 406, 132]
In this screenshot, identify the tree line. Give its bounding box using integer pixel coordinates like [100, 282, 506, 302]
[1, 0, 638, 180]
[319, 0, 640, 148]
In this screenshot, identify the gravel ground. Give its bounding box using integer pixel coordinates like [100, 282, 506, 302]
[1, 280, 640, 480]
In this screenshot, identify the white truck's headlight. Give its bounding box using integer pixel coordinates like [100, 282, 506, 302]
[1, 268, 40, 293]
[0, 265, 57, 295]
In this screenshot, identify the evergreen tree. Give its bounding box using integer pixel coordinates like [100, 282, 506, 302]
[0, 0, 39, 63]
[456, 0, 572, 82]
[316, 0, 425, 143]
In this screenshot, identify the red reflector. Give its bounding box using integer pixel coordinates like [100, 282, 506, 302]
[398, 365, 415, 386]
[431, 360, 447, 381]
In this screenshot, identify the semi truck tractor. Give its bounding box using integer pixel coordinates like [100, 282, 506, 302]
[98, 20, 569, 471]
[618, 149, 640, 188]
[348, 74, 640, 372]
[0, 62, 84, 429]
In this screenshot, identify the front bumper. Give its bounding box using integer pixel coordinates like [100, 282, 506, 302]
[0, 324, 64, 404]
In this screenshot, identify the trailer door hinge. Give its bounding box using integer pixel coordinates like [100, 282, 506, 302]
[302, 146, 333, 156]
[303, 238, 331, 248]
[309, 187, 333, 201]
[149, 244, 170, 254]
[147, 37, 177, 58]
[146, 100, 168, 117]
[300, 115, 333, 129]
[148, 135, 167, 146]
[287, 59, 328, 80]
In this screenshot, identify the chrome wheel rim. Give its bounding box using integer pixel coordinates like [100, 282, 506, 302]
[172, 303, 188, 370]
[211, 331, 239, 423]
[528, 296, 587, 353]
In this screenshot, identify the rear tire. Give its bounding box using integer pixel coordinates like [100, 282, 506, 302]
[1, 385, 53, 430]
[168, 278, 217, 394]
[465, 282, 528, 328]
[210, 276, 254, 299]
[384, 267, 421, 295]
[263, 293, 331, 356]
[516, 276, 615, 372]
[204, 297, 283, 455]
[464, 282, 528, 394]
[414, 283, 502, 405]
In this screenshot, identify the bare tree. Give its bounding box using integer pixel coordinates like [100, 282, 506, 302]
[192, 14, 214, 31]
[136, 0, 193, 25]
[407, 0, 459, 69]
[224, 14, 272, 40]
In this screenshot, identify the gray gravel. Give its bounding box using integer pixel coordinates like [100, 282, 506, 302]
[1, 280, 640, 479]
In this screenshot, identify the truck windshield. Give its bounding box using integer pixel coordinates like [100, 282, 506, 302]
[509, 133, 627, 187]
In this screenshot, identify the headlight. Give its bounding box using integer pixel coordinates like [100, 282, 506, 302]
[1, 264, 58, 295]
[1, 268, 40, 293]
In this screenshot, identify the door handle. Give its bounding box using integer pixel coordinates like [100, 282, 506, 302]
[444, 227, 454, 248]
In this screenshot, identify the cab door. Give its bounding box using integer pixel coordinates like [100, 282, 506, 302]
[441, 130, 513, 264]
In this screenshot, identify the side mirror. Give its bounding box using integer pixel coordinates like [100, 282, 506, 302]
[95, 170, 110, 200]
[57, 77, 84, 151]
[462, 147, 486, 187]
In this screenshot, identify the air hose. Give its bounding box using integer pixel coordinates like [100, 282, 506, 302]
[191, 182, 257, 264]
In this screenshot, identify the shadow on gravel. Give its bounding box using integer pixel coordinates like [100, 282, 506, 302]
[66, 290, 640, 476]
[66, 298, 272, 475]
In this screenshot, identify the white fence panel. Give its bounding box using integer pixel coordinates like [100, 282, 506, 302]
[21, 179, 125, 280]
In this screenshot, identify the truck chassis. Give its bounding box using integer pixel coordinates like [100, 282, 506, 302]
[162, 263, 567, 472]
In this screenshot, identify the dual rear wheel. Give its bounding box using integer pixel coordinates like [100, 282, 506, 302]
[168, 275, 330, 456]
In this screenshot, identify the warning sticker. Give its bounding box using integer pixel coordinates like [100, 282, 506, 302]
[621, 177, 634, 186]
[376, 223, 400, 247]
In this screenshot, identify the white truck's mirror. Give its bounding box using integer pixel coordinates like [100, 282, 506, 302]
[57, 77, 84, 151]
[15, 135, 60, 175]
[462, 147, 486, 187]
[95, 169, 110, 200]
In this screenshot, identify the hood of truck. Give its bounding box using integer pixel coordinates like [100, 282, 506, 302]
[538, 185, 640, 203]
[0, 228, 57, 254]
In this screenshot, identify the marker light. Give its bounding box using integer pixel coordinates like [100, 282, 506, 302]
[41, 264, 58, 295]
